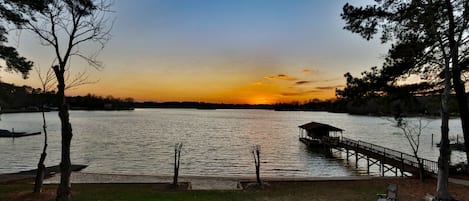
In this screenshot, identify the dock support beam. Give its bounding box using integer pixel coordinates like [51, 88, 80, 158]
[367, 156, 370, 174]
[346, 149, 349, 163]
[355, 144, 359, 168]
[300, 136, 437, 178]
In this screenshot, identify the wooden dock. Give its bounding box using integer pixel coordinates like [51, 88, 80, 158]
[300, 136, 439, 176]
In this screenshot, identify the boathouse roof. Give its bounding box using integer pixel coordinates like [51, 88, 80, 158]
[298, 122, 343, 132]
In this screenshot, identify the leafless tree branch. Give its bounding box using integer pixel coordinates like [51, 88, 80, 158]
[35, 66, 57, 92]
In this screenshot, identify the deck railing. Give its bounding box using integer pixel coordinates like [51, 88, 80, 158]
[339, 137, 439, 174]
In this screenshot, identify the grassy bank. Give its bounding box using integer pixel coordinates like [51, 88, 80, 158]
[1, 178, 469, 201]
[1, 182, 380, 201]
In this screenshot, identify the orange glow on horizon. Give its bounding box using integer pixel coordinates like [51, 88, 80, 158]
[3, 61, 342, 105]
[245, 96, 275, 105]
[64, 82, 338, 104]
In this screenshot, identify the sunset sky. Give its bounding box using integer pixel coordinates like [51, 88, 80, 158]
[2, 0, 387, 104]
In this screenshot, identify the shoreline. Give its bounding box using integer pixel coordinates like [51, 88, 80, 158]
[3, 171, 469, 200]
[42, 172, 377, 190]
[0, 107, 462, 119]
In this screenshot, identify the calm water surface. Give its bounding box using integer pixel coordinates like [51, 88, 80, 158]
[0, 109, 465, 177]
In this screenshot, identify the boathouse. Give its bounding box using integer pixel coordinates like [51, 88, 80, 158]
[298, 121, 442, 177]
[298, 122, 343, 146]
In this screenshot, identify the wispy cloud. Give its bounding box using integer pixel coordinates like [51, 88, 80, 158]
[302, 68, 314, 73]
[295, 80, 311, 85]
[265, 74, 298, 81]
[315, 85, 345, 90]
[281, 90, 320, 96]
[280, 84, 344, 97]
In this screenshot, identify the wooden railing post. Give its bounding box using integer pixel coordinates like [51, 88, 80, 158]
[366, 155, 370, 174]
[400, 153, 405, 177]
[355, 142, 359, 168]
[382, 149, 386, 176]
[328, 136, 439, 177]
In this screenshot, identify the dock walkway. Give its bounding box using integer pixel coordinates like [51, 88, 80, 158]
[300, 136, 439, 176]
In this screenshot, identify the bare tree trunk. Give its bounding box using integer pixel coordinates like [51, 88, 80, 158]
[448, 1, 469, 167]
[452, 75, 469, 167]
[34, 153, 46, 192]
[416, 157, 425, 181]
[435, 2, 460, 200]
[252, 145, 261, 185]
[173, 143, 182, 186]
[33, 104, 48, 193]
[54, 65, 73, 201]
[435, 59, 452, 201]
[255, 159, 260, 184]
[436, 91, 452, 200]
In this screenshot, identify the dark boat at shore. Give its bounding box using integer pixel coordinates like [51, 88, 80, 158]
[0, 129, 41, 138]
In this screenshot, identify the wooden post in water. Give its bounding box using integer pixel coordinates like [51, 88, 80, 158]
[431, 134, 434, 146]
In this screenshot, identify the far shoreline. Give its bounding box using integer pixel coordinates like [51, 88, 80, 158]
[0, 106, 461, 119]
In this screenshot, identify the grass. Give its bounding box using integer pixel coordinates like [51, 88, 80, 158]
[1, 181, 385, 201]
[2, 177, 469, 201]
[74, 182, 383, 201]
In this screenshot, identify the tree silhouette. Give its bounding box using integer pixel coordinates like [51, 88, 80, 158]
[251, 145, 261, 185]
[173, 143, 183, 186]
[341, 0, 469, 169]
[438, 50, 453, 201]
[394, 116, 430, 181]
[0, 0, 47, 78]
[341, 1, 466, 199]
[25, 1, 113, 200]
[33, 68, 55, 193]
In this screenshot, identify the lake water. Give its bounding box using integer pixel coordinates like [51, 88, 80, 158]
[0, 109, 466, 177]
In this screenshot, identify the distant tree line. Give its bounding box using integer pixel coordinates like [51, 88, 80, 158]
[135, 101, 273, 109]
[0, 82, 134, 111]
[274, 96, 460, 116]
[1, 81, 460, 115]
[0, 82, 53, 111]
[68, 94, 134, 110]
[137, 96, 458, 116]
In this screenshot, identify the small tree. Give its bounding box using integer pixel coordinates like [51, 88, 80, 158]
[173, 142, 183, 186]
[251, 145, 261, 185]
[33, 68, 55, 193]
[394, 116, 430, 181]
[341, 0, 469, 168]
[25, 1, 113, 200]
